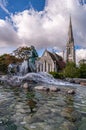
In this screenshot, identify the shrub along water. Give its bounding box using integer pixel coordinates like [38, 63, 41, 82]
[49, 62, 86, 79]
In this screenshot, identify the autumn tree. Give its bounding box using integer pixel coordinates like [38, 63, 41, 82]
[0, 54, 21, 74]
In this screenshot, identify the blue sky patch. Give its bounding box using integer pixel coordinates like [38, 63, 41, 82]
[0, 0, 45, 19]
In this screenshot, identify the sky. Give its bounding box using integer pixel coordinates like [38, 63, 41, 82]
[0, 0, 86, 63]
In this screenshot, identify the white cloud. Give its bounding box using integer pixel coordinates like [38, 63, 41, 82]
[11, 9, 67, 50]
[0, 19, 21, 47]
[10, 0, 86, 49]
[0, 0, 86, 63]
[76, 48, 86, 63]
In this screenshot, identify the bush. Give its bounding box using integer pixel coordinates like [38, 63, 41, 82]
[79, 63, 86, 78]
[49, 71, 64, 79]
[0, 63, 7, 74]
[58, 72, 65, 79]
[63, 62, 80, 78]
[49, 62, 86, 79]
[49, 72, 59, 78]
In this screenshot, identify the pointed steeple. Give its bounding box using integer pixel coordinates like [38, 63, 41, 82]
[66, 16, 76, 63]
[68, 16, 74, 43]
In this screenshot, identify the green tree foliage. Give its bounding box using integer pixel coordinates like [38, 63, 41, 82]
[63, 62, 80, 78]
[79, 63, 86, 78]
[49, 72, 64, 79]
[49, 72, 60, 78]
[50, 62, 86, 79]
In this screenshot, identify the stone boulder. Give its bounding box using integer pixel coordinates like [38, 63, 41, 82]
[35, 86, 49, 92]
[34, 86, 60, 92]
[50, 86, 60, 92]
[80, 82, 86, 86]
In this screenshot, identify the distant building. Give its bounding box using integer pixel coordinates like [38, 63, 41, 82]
[36, 50, 65, 72]
[66, 16, 76, 63]
[79, 59, 86, 64]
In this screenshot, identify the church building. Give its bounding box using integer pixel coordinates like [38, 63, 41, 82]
[36, 17, 76, 73]
[36, 50, 65, 73]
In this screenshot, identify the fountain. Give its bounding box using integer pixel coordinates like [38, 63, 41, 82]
[8, 63, 18, 75]
[19, 60, 28, 75]
[8, 46, 38, 76]
[1, 49, 82, 88]
[0, 50, 86, 130]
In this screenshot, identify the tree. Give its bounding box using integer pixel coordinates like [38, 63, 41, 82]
[0, 54, 21, 74]
[63, 62, 80, 78]
[79, 63, 86, 78]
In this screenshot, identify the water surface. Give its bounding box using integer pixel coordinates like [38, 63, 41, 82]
[0, 83, 86, 130]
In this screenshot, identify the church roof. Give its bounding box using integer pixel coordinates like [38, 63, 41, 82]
[45, 50, 66, 70]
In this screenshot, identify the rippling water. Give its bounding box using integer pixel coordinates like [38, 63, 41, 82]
[0, 83, 86, 130]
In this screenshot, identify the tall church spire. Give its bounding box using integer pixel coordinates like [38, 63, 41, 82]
[68, 16, 74, 43]
[66, 16, 76, 63]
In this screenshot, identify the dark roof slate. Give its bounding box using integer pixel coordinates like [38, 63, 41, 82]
[46, 50, 65, 70]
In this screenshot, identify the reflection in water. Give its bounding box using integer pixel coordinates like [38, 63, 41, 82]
[65, 95, 74, 106]
[26, 91, 37, 113]
[27, 99, 37, 113]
